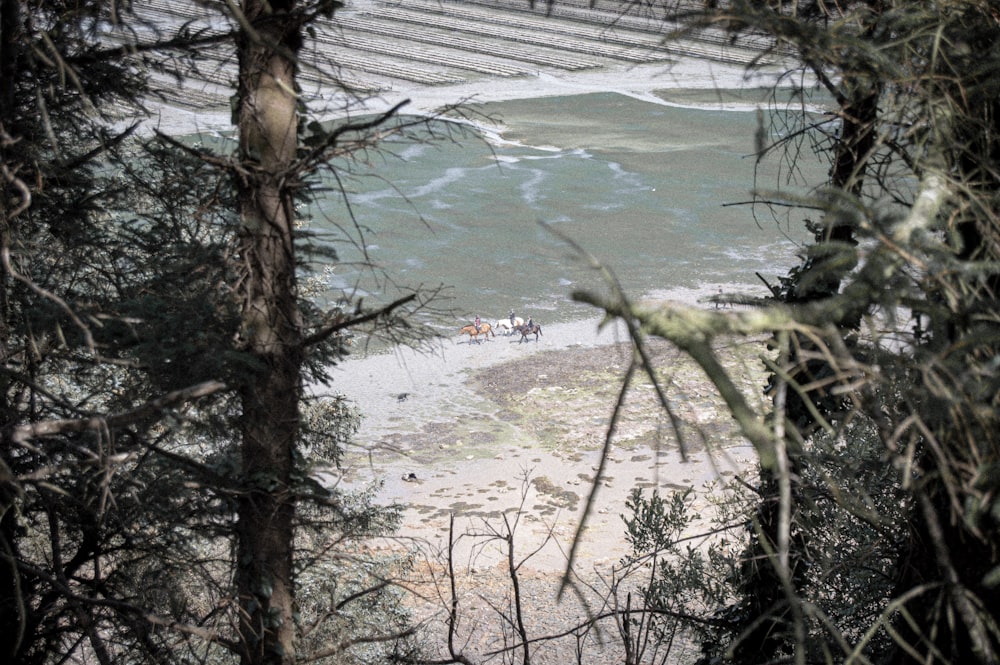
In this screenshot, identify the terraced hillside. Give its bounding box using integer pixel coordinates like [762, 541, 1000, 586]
[134, 0, 778, 113]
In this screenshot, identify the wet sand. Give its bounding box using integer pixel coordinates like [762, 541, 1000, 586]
[319, 288, 765, 574]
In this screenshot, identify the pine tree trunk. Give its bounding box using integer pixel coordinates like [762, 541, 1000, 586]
[233, 2, 302, 664]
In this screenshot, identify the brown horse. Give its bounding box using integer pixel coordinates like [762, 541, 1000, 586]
[459, 322, 494, 343]
[514, 323, 542, 343]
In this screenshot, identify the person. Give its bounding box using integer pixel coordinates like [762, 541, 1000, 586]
[474, 315, 481, 332]
[527, 316, 533, 329]
[509, 309, 516, 326]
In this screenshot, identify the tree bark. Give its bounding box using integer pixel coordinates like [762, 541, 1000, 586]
[233, 2, 302, 664]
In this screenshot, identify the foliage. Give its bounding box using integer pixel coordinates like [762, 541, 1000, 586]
[619, 487, 744, 664]
[0, 1, 450, 664]
[13, 0, 1000, 663]
[569, 1, 1000, 663]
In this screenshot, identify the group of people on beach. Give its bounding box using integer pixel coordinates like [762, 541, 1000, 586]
[461, 308, 542, 344]
[472, 309, 532, 334]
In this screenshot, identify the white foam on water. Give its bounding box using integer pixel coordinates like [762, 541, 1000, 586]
[406, 166, 471, 198]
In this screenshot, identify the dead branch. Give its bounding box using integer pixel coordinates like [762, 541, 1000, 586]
[301, 293, 417, 348]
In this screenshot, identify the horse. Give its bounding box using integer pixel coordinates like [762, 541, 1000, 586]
[459, 322, 495, 343]
[493, 317, 524, 335]
[514, 323, 542, 343]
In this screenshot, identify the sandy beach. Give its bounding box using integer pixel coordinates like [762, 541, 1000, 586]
[314, 287, 767, 663]
[320, 285, 765, 577]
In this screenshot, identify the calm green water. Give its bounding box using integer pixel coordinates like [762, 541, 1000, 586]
[309, 91, 815, 331]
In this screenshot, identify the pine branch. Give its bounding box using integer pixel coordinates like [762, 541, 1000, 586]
[8, 381, 226, 445]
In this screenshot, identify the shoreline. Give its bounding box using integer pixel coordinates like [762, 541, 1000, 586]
[145, 57, 802, 138]
[320, 283, 753, 445]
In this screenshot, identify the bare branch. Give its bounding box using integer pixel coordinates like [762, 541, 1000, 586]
[562, 357, 637, 594]
[301, 293, 417, 348]
[2, 246, 98, 356]
[0, 128, 31, 218]
[294, 99, 412, 172]
[445, 514, 477, 665]
[501, 512, 531, 665]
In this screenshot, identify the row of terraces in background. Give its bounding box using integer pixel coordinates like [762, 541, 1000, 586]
[128, 0, 783, 115]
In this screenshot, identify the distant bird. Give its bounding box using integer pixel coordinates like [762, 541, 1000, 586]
[402, 472, 418, 482]
[396, 392, 409, 402]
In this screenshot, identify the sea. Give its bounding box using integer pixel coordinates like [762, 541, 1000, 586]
[306, 87, 821, 336]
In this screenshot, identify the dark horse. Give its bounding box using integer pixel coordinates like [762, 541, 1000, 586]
[514, 323, 542, 343]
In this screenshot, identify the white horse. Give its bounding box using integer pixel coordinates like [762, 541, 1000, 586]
[494, 317, 524, 335]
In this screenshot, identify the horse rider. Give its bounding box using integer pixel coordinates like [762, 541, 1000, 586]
[474, 315, 481, 333]
[526, 316, 533, 329]
[509, 309, 516, 326]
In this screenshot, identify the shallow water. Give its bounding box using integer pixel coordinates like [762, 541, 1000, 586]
[309, 90, 815, 332]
